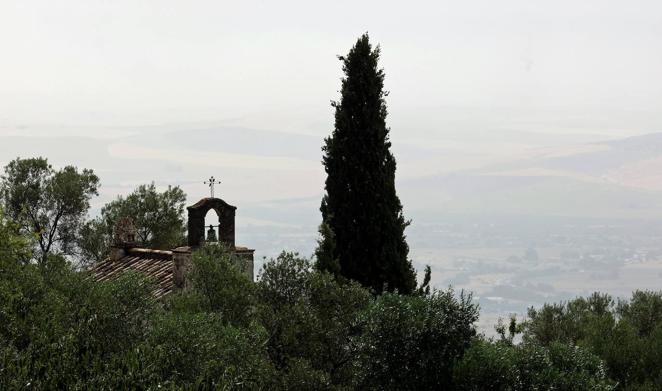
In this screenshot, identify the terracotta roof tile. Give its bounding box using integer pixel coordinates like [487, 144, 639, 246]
[90, 248, 175, 299]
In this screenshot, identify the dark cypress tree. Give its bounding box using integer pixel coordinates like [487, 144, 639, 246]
[317, 34, 416, 294]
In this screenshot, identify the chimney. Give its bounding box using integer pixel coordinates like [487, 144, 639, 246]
[173, 246, 192, 289]
[110, 217, 137, 261]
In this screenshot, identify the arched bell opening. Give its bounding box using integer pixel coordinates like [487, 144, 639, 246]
[187, 198, 236, 248]
[204, 209, 220, 242]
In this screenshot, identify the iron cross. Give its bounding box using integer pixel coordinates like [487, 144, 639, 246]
[204, 176, 219, 198]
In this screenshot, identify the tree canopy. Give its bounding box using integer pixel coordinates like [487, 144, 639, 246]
[0, 157, 99, 264]
[522, 291, 662, 389]
[317, 33, 416, 294]
[78, 183, 186, 264]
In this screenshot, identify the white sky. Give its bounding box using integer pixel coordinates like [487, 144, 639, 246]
[1, 0, 662, 207]
[2, 1, 662, 137]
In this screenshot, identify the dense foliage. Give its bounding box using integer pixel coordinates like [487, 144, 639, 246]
[0, 223, 482, 389]
[358, 290, 478, 389]
[2, 205, 659, 390]
[522, 291, 662, 390]
[455, 340, 614, 390]
[317, 33, 416, 294]
[4, 220, 645, 390]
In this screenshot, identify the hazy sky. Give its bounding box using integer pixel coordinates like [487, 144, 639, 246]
[1, 0, 662, 208]
[3, 1, 662, 136]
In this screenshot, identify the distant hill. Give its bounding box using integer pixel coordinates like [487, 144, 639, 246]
[399, 133, 662, 220]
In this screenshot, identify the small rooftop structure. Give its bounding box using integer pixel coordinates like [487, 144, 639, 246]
[90, 196, 255, 297]
[187, 197, 236, 248]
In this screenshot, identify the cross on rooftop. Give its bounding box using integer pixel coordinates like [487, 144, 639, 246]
[204, 176, 219, 198]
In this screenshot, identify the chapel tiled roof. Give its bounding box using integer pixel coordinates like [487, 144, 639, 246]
[90, 248, 175, 299]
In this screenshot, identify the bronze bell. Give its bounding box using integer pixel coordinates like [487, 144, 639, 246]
[206, 225, 217, 242]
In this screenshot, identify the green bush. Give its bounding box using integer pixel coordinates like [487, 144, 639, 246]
[0, 258, 156, 389]
[140, 312, 275, 389]
[256, 252, 372, 389]
[167, 244, 256, 327]
[524, 291, 662, 389]
[455, 340, 615, 390]
[356, 290, 478, 390]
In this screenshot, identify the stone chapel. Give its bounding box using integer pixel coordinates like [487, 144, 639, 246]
[91, 197, 255, 298]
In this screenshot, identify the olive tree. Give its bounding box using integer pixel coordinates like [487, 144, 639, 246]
[1, 157, 99, 264]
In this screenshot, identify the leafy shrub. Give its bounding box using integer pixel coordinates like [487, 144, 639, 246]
[524, 291, 662, 389]
[140, 312, 275, 389]
[167, 244, 256, 327]
[356, 289, 478, 390]
[0, 258, 156, 389]
[455, 340, 615, 390]
[257, 252, 372, 388]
